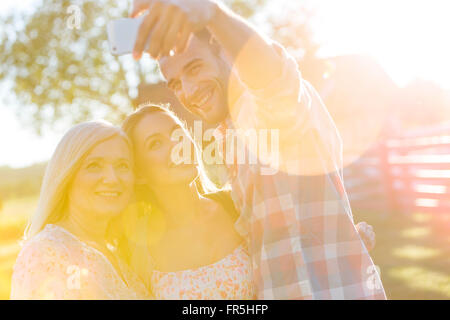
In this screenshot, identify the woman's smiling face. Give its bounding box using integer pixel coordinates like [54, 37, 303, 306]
[67, 135, 135, 218]
[132, 111, 197, 187]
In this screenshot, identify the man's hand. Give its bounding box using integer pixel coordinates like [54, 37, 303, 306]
[130, 0, 218, 60]
[356, 222, 376, 251]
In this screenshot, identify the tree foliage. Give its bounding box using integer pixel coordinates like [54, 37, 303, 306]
[0, 0, 139, 132]
[224, 0, 267, 18]
[0, 0, 339, 134]
[0, 0, 267, 133]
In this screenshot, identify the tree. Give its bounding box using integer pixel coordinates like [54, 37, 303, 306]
[224, 0, 267, 18]
[0, 0, 139, 133]
[0, 0, 266, 133]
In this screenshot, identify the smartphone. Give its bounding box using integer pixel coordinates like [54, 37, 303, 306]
[107, 15, 149, 56]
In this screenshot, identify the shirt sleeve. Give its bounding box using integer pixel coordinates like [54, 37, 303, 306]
[244, 41, 343, 177]
[10, 239, 109, 300]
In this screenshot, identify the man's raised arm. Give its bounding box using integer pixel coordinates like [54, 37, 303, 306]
[131, 0, 283, 90]
[206, 2, 284, 90]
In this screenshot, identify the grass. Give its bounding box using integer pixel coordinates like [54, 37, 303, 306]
[0, 196, 449, 300]
[357, 210, 450, 299]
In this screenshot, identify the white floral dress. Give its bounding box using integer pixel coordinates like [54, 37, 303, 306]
[151, 245, 255, 299]
[10, 224, 150, 300]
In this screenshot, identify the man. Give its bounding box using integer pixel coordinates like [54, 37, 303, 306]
[131, 0, 385, 299]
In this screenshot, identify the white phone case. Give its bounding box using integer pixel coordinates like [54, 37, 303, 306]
[107, 15, 148, 56]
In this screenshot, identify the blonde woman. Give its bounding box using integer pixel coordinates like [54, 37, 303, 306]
[10, 121, 149, 299]
[120, 105, 254, 300]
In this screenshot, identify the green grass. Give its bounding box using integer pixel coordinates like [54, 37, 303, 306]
[357, 210, 450, 299]
[0, 196, 449, 299]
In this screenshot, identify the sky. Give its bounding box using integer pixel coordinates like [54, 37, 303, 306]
[0, 0, 63, 168]
[0, 0, 449, 168]
[312, 0, 450, 88]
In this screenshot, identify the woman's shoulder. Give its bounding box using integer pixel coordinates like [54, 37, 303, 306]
[23, 224, 82, 254]
[10, 225, 82, 299]
[29, 223, 74, 242]
[15, 224, 82, 270]
[14, 224, 99, 277]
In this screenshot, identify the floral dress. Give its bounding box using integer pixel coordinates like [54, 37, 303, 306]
[10, 224, 150, 300]
[150, 245, 255, 299]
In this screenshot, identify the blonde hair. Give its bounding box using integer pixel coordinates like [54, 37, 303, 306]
[25, 120, 131, 240]
[122, 103, 222, 195]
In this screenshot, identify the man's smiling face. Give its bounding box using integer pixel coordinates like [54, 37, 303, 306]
[159, 35, 230, 124]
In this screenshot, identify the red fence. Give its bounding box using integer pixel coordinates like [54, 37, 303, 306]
[344, 124, 450, 215]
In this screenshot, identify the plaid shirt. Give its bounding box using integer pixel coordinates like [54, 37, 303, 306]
[217, 42, 386, 300]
